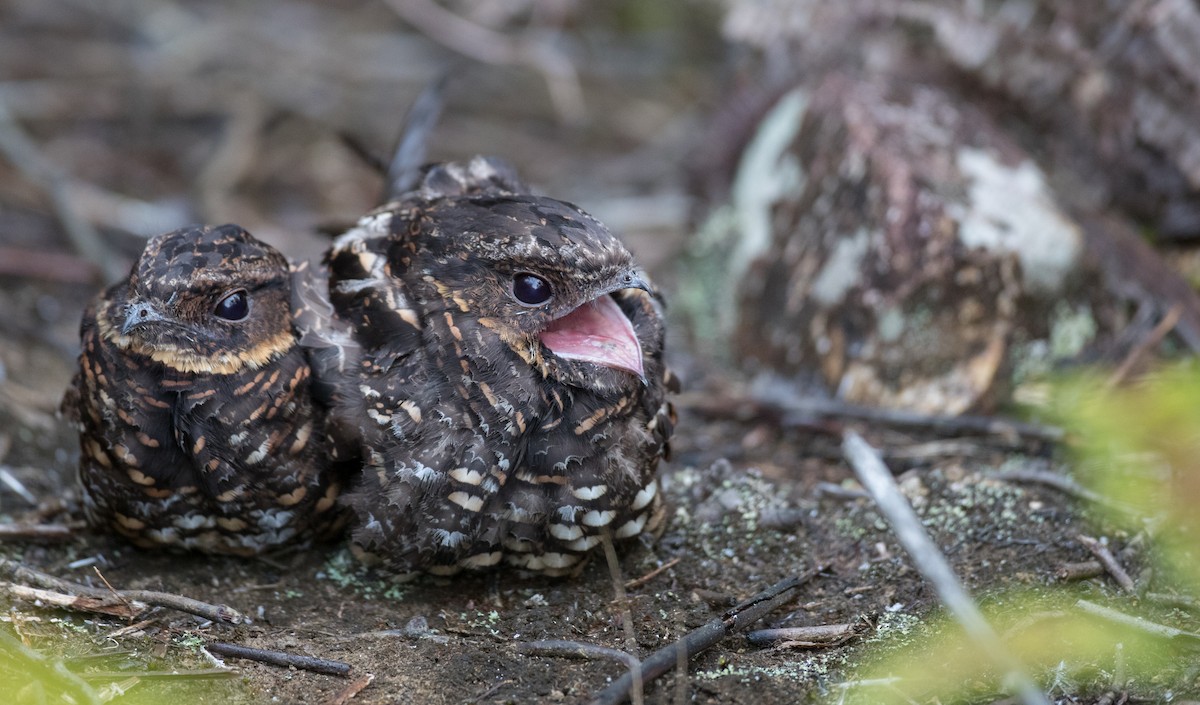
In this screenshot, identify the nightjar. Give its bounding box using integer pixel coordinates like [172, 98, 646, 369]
[310, 156, 676, 576]
[61, 224, 345, 555]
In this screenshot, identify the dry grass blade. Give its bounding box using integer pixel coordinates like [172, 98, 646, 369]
[0, 628, 102, 705]
[842, 431, 1049, 705]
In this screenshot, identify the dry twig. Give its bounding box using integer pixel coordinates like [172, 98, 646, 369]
[0, 246, 99, 283]
[77, 668, 236, 680]
[323, 673, 375, 705]
[684, 389, 1064, 445]
[600, 533, 644, 705]
[842, 431, 1049, 705]
[992, 468, 1126, 513]
[585, 571, 818, 705]
[0, 522, 77, 541]
[205, 641, 352, 677]
[0, 464, 39, 505]
[517, 640, 639, 669]
[1077, 535, 1136, 592]
[1056, 561, 1105, 582]
[378, 0, 584, 123]
[624, 557, 681, 590]
[0, 100, 122, 282]
[1075, 599, 1200, 642]
[746, 623, 864, 648]
[1144, 592, 1200, 610]
[1108, 303, 1183, 387]
[0, 558, 245, 624]
[4, 584, 144, 619]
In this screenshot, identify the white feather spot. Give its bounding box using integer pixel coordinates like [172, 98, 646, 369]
[549, 523, 584, 541]
[460, 551, 502, 569]
[432, 528, 466, 547]
[403, 462, 439, 484]
[448, 467, 484, 486]
[257, 509, 295, 530]
[503, 536, 534, 553]
[572, 484, 608, 501]
[631, 482, 658, 511]
[582, 509, 616, 527]
[172, 513, 214, 531]
[508, 505, 537, 523]
[539, 552, 580, 569]
[614, 512, 649, 539]
[567, 535, 601, 552]
[245, 437, 272, 465]
[447, 491, 484, 512]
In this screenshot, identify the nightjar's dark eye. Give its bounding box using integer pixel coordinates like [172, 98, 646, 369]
[512, 273, 552, 306]
[213, 290, 250, 321]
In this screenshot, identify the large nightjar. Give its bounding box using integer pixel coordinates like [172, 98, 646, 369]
[317, 156, 676, 576]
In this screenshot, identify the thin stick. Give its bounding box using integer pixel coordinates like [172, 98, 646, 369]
[105, 618, 158, 639]
[0, 558, 245, 624]
[1056, 561, 1105, 581]
[377, 0, 584, 123]
[1144, 592, 1200, 610]
[1108, 304, 1182, 387]
[1076, 535, 1136, 592]
[76, 668, 236, 680]
[683, 390, 1064, 444]
[600, 533, 643, 705]
[624, 558, 680, 590]
[205, 641, 352, 677]
[0, 100, 122, 282]
[0, 523, 77, 541]
[384, 72, 450, 201]
[587, 571, 816, 705]
[0, 463, 39, 505]
[323, 673, 375, 705]
[93, 566, 136, 614]
[1075, 599, 1200, 642]
[992, 469, 1126, 513]
[517, 640, 639, 669]
[842, 432, 1049, 705]
[0, 247, 100, 284]
[746, 623, 862, 647]
[3, 584, 145, 619]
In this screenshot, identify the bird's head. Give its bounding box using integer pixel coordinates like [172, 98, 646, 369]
[397, 194, 659, 391]
[99, 224, 296, 375]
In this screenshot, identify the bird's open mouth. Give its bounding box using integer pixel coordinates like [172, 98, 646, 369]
[540, 293, 643, 378]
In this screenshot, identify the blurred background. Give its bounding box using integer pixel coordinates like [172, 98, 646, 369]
[6, 2, 1200, 702]
[0, 0, 724, 483]
[7, 0, 1200, 505]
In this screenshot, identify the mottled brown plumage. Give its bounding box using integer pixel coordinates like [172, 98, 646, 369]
[61, 224, 345, 555]
[306, 156, 676, 576]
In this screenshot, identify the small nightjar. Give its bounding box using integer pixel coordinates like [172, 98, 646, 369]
[61, 224, 346, 555]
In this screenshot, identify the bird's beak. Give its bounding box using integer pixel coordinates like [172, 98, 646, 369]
[538, 272, 650, 380]
[120, 300, 168, 336]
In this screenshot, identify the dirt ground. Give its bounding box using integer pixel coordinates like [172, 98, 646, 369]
[0, 2, 1191, 704]
[0, 314, 1107, 704]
